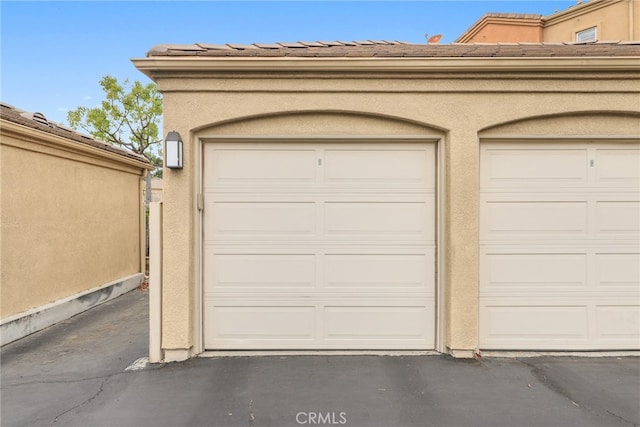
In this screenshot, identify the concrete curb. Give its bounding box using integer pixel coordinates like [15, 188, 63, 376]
[0, 273, 144, 346]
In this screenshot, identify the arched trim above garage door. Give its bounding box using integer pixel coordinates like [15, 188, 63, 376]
[480, 111, 640, 139]
[193, 110, 447, 139]
[196, 109, 445, 351]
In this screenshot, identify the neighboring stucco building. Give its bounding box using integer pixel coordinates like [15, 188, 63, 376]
[456, 0, 640, 43]
[133, 40, 640, 362]
[0, 103, 152, 345]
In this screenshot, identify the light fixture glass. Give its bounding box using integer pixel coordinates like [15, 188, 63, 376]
[165, 131, 183, 169]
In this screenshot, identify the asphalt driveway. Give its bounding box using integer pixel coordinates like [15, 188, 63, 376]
[2, 290, 638, 427]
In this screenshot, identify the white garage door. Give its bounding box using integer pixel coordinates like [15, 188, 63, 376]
[480, 142, 640, 350]
[203, 142, 436, 349]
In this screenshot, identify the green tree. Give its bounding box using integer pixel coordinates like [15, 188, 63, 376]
[67, 75, 163, 177]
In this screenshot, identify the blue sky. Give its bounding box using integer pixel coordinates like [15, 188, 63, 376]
[2, 1, 577, 125]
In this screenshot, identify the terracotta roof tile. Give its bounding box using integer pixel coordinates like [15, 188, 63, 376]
[226, 43, 260, 50]
[196, 43, 233, 50]
[0, 102, 151, 165]
[317, 41, 344, 46]
[484, 12, 543, 20]
[149, 44, 206, 54]
[299, 41, 326, 47]
[278, 42, 307, 48]
[147, 40, 640, 58]
[253, 43, 282, 49]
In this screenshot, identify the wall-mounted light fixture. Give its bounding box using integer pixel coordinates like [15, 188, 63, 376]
[165, 131, 183, 169]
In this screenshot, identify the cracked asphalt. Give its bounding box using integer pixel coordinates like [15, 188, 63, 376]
[2, 290, 639, 427]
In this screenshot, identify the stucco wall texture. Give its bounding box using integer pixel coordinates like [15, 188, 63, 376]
[0, 128, 146, 318]
[135, 54, 640, 358]
[461, 20, 543, 43]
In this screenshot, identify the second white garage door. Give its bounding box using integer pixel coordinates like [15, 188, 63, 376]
[480, 142, 640, 350]
[203, 142, 436, 350]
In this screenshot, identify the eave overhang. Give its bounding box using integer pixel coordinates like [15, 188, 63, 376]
[132, 56, 640, 81]
[0, 119, 154, 173]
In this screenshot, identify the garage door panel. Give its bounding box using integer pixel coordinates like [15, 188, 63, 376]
[596, 253, 640, 290]
[204, 147, 317, 188]
[595, 148, 640, 186]
[481, 250, 640, 295]
[324, 201, 434, 239]
[480, 305, 590, 348]
[205, 302, 435, 349]
[205, 305, 316, 343]
[205, 253, 316, 293]
[596, 306, 640, 343]
[482, 201, 587, 238]
[324, 147, 434, 188]
[324, 305, 434, 342]
[324, 252, 434, 293]
[481, 147, 588, 189]
[207, 202, 316, 237]
[481, 253, 587, 294]
[596, 201, 640, 235]
[205, 251, 435, 296]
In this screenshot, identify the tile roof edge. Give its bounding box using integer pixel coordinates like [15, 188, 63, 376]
[147, 39, 418, 54]
[483, 12, 543, 19]
[0, 102, 151, 165]
[141, 40, 640, 59]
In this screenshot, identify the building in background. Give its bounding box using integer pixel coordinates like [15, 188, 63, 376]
[0, 103, 153, 345]
[456, 0, 640, 43]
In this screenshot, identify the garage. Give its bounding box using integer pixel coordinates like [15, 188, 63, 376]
[135, 40, 640, 361]
[202, 141, 436, 350]
[480, 141, 640, 350]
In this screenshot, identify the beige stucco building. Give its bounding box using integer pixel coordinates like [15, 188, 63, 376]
[134, 40, 640, 362]
[456, 0, 640, 43]
[0, 103, 152, 345]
